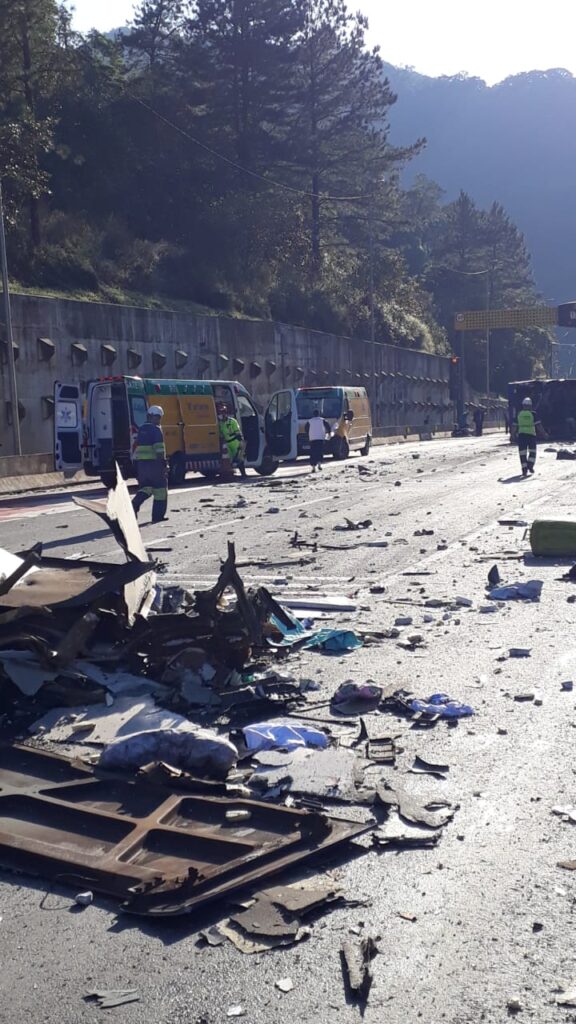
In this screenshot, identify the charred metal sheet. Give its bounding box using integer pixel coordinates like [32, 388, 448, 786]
[0, 555, 153, 612]
[0, 745, 369, 917]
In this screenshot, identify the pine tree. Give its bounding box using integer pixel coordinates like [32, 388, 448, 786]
[286, 0, 416, 275]
[186, 0, 303, 167]
[126, 0, 185, 68]
[0, 0, 69, 248]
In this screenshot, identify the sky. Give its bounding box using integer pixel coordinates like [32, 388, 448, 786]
[67, 0, 576, 85]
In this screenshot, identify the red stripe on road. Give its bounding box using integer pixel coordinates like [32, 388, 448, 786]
[0, 501, 77, 523]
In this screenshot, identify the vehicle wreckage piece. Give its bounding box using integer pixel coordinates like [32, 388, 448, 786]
[0, 745, 370, 917]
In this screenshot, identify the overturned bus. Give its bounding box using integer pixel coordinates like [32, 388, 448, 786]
[508, 379, 576, 441]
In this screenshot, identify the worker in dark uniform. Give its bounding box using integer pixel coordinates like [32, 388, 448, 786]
[218, 404, 246, 477]
[517, 397, 543, 477]
[132, 405, 168, 521]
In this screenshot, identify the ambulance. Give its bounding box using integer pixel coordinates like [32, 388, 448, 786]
[54, 376, 299, 484]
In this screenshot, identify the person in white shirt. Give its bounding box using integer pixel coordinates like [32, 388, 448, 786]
[308, 410, 327, 471]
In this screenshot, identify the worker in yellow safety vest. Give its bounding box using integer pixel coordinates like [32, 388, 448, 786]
[132, 405, 168, 521]
[516, 397, 544, 477]
[217, 403, 246, 477]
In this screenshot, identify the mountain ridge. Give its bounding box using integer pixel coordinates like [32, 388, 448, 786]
[383, 63, 576, 302]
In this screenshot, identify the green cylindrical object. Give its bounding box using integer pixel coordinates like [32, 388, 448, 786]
[530, 520, 576, 557]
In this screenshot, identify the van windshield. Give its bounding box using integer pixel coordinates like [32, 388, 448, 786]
[296, 389, 343, 421]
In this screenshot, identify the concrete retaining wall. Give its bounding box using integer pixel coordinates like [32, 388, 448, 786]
[0, 293, 457, 457]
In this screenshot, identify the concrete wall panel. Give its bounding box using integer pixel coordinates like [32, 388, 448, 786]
[0, 294, 453, 455]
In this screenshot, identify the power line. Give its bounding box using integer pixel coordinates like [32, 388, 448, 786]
[125, 89, 374, 203]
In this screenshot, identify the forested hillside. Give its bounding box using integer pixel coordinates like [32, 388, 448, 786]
[382, 63, 576, 305]
[0, 1, 554, 392]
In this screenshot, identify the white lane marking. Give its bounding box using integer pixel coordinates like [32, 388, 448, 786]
[163, 574, 372, 582]
[0, 434, 503, 525]
[97, 494, 333, 556]
[380, 472, 576, 590]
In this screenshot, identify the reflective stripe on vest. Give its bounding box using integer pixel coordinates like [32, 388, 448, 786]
[517, 410, 536, 436]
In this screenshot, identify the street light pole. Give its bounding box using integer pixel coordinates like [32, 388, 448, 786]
[367, 199, 377, 422]
[485, 270, 491, 399]
[0, 180, 21, 456]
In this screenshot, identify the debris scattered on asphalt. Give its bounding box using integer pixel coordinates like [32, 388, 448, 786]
[341, 934, 378, 1003]
[559, 565, 576, 584]
[0, 454, 503, 957]
[556, 985, 576, 1007]
[409, 755, 450, 780]
[509, 648, 532, 659]
[552, 804, 576, 824]
[488, 580, 543, 602]
[334, 518, 373, 531]
[373, 813, 441, 849]
[74, 890, 94, 907]
[377, 783, 457, 828]
[212, 879, 350, 953]
[85, 990, 140, 1009]
[275, 978, 294, 993]
[241, 719, 328, 753]
[506, 996, 523, 1013]
[332, 681, 382, 714]
[487, 564, 501, 586]
[409, 693, 474, 719]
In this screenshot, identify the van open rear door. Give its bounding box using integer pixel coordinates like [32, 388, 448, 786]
[54, 382, 83, 474]
[265, 389, 298, 460]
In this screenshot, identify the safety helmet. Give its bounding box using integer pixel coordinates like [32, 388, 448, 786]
[217, 403, 229, 416]
[148, 405, 164, 418]
[522, 397, 533, 408]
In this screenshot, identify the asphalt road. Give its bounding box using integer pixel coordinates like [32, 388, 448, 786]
[2, 433, 576, 1024]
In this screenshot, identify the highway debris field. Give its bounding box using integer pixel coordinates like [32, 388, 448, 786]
[0, 468, 464, 958]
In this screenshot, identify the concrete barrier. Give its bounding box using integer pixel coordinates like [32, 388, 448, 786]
[0, 453, 89, 495]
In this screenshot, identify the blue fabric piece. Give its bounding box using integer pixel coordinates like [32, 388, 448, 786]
[269, 615, 362, 653]
[488, 580, 543, 602]
[303, 629, 363, 653]
[410, 692, 474, 718]
[242, 719, 329, 752]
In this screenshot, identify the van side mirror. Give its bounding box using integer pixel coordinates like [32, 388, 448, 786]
[346, 410, 354, 422]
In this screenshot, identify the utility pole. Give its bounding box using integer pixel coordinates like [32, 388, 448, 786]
[485, 270, 491, 399]
[0, 181, 21, 456]
[368, 200, 377, 421]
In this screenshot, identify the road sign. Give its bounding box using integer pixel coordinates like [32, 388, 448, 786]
[557, 301, 576, 328]
[454, 307, 558, 331]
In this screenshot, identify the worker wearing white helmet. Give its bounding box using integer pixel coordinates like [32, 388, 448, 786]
[517, 396, 544, 477]
[132, 404, 168, 522]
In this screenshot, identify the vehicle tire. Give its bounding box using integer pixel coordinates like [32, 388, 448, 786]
[332, 436, 350, 460]
[255, 452, 278, 476]
[360, 435, 372, 457]
[169, 453, 186, 487]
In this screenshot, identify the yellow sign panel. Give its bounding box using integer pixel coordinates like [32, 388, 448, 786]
[454, 307, 557, 331]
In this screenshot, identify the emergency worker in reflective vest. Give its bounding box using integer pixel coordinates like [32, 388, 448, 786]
[132, 405, 168, 521]
[218, 404, 246, 477]
[517, 396, 544, 477]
